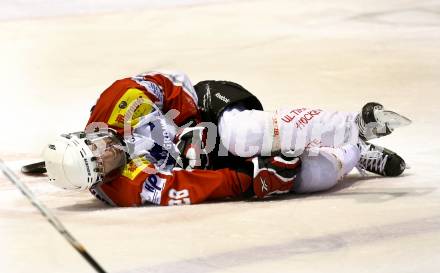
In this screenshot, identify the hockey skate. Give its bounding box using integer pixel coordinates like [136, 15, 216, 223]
[357, 141, 407, 177]
[356, 102, 412, 140]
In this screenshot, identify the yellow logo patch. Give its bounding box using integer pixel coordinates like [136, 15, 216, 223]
[107, 88, 153, 128]
[122, 157, 151, 180]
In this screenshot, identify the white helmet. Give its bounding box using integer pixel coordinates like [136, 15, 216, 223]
[43, 129, 126, 190]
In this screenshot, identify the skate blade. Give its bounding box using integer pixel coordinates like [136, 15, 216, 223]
[375, 110, 412, 129]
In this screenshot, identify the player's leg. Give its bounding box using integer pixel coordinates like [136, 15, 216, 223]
[218, 106, 360, 157]
[276, 102, 411, 154]
[292, 144, 360, 193]
[218, 104, 273, 157]
[218, 102, 411, 158]
[292, 140, 407, 194]
[192, 80, 411, 162]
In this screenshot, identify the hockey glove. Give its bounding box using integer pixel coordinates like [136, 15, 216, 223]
[176, 127, 209, 170]
[252, 155, 301, 198]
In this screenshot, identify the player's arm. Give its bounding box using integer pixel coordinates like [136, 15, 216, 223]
[86, 79, 157, 134]
[91, 154, 301, 207]
[86, 71, 200, 135]
[132, 71, 201, 126]
[91, 157, 253, 207]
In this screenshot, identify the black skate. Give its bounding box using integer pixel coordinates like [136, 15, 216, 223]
[356, 102, 412, 140]
[357, 141, 407, 177]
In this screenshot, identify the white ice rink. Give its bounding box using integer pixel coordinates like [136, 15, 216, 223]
[0, 0, 439, 272]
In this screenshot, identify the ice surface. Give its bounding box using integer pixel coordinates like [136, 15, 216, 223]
[0, 0, 226, 20]
[0, 0, 439, 272]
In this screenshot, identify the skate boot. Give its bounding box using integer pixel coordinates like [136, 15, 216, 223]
[356, 102, 412, 140]
[357, 141, 407, 177]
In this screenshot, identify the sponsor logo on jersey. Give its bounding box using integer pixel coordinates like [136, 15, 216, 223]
[141, 174, 165, 205]
[121, 157, 151, 180]
[215, 92, 230, 104]
[107, 88, 153, 128]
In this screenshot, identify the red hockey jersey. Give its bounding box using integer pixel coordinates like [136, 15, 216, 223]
[86, 71, 200, 132]
[86, 71, 252, 206]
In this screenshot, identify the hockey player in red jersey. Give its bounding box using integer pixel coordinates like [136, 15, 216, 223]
[42, 70, 411, 207]
[43, 71, 301, 206]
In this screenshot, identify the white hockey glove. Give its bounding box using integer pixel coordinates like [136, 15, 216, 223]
[176, 126, 210, 170]
[125, 110, 179, 170]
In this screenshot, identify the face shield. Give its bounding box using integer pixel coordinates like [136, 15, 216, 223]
[83, 130, 126, 178]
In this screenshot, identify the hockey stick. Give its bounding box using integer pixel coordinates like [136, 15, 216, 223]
[21, 160, 46, 174]
[0, 159, 107, 273]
